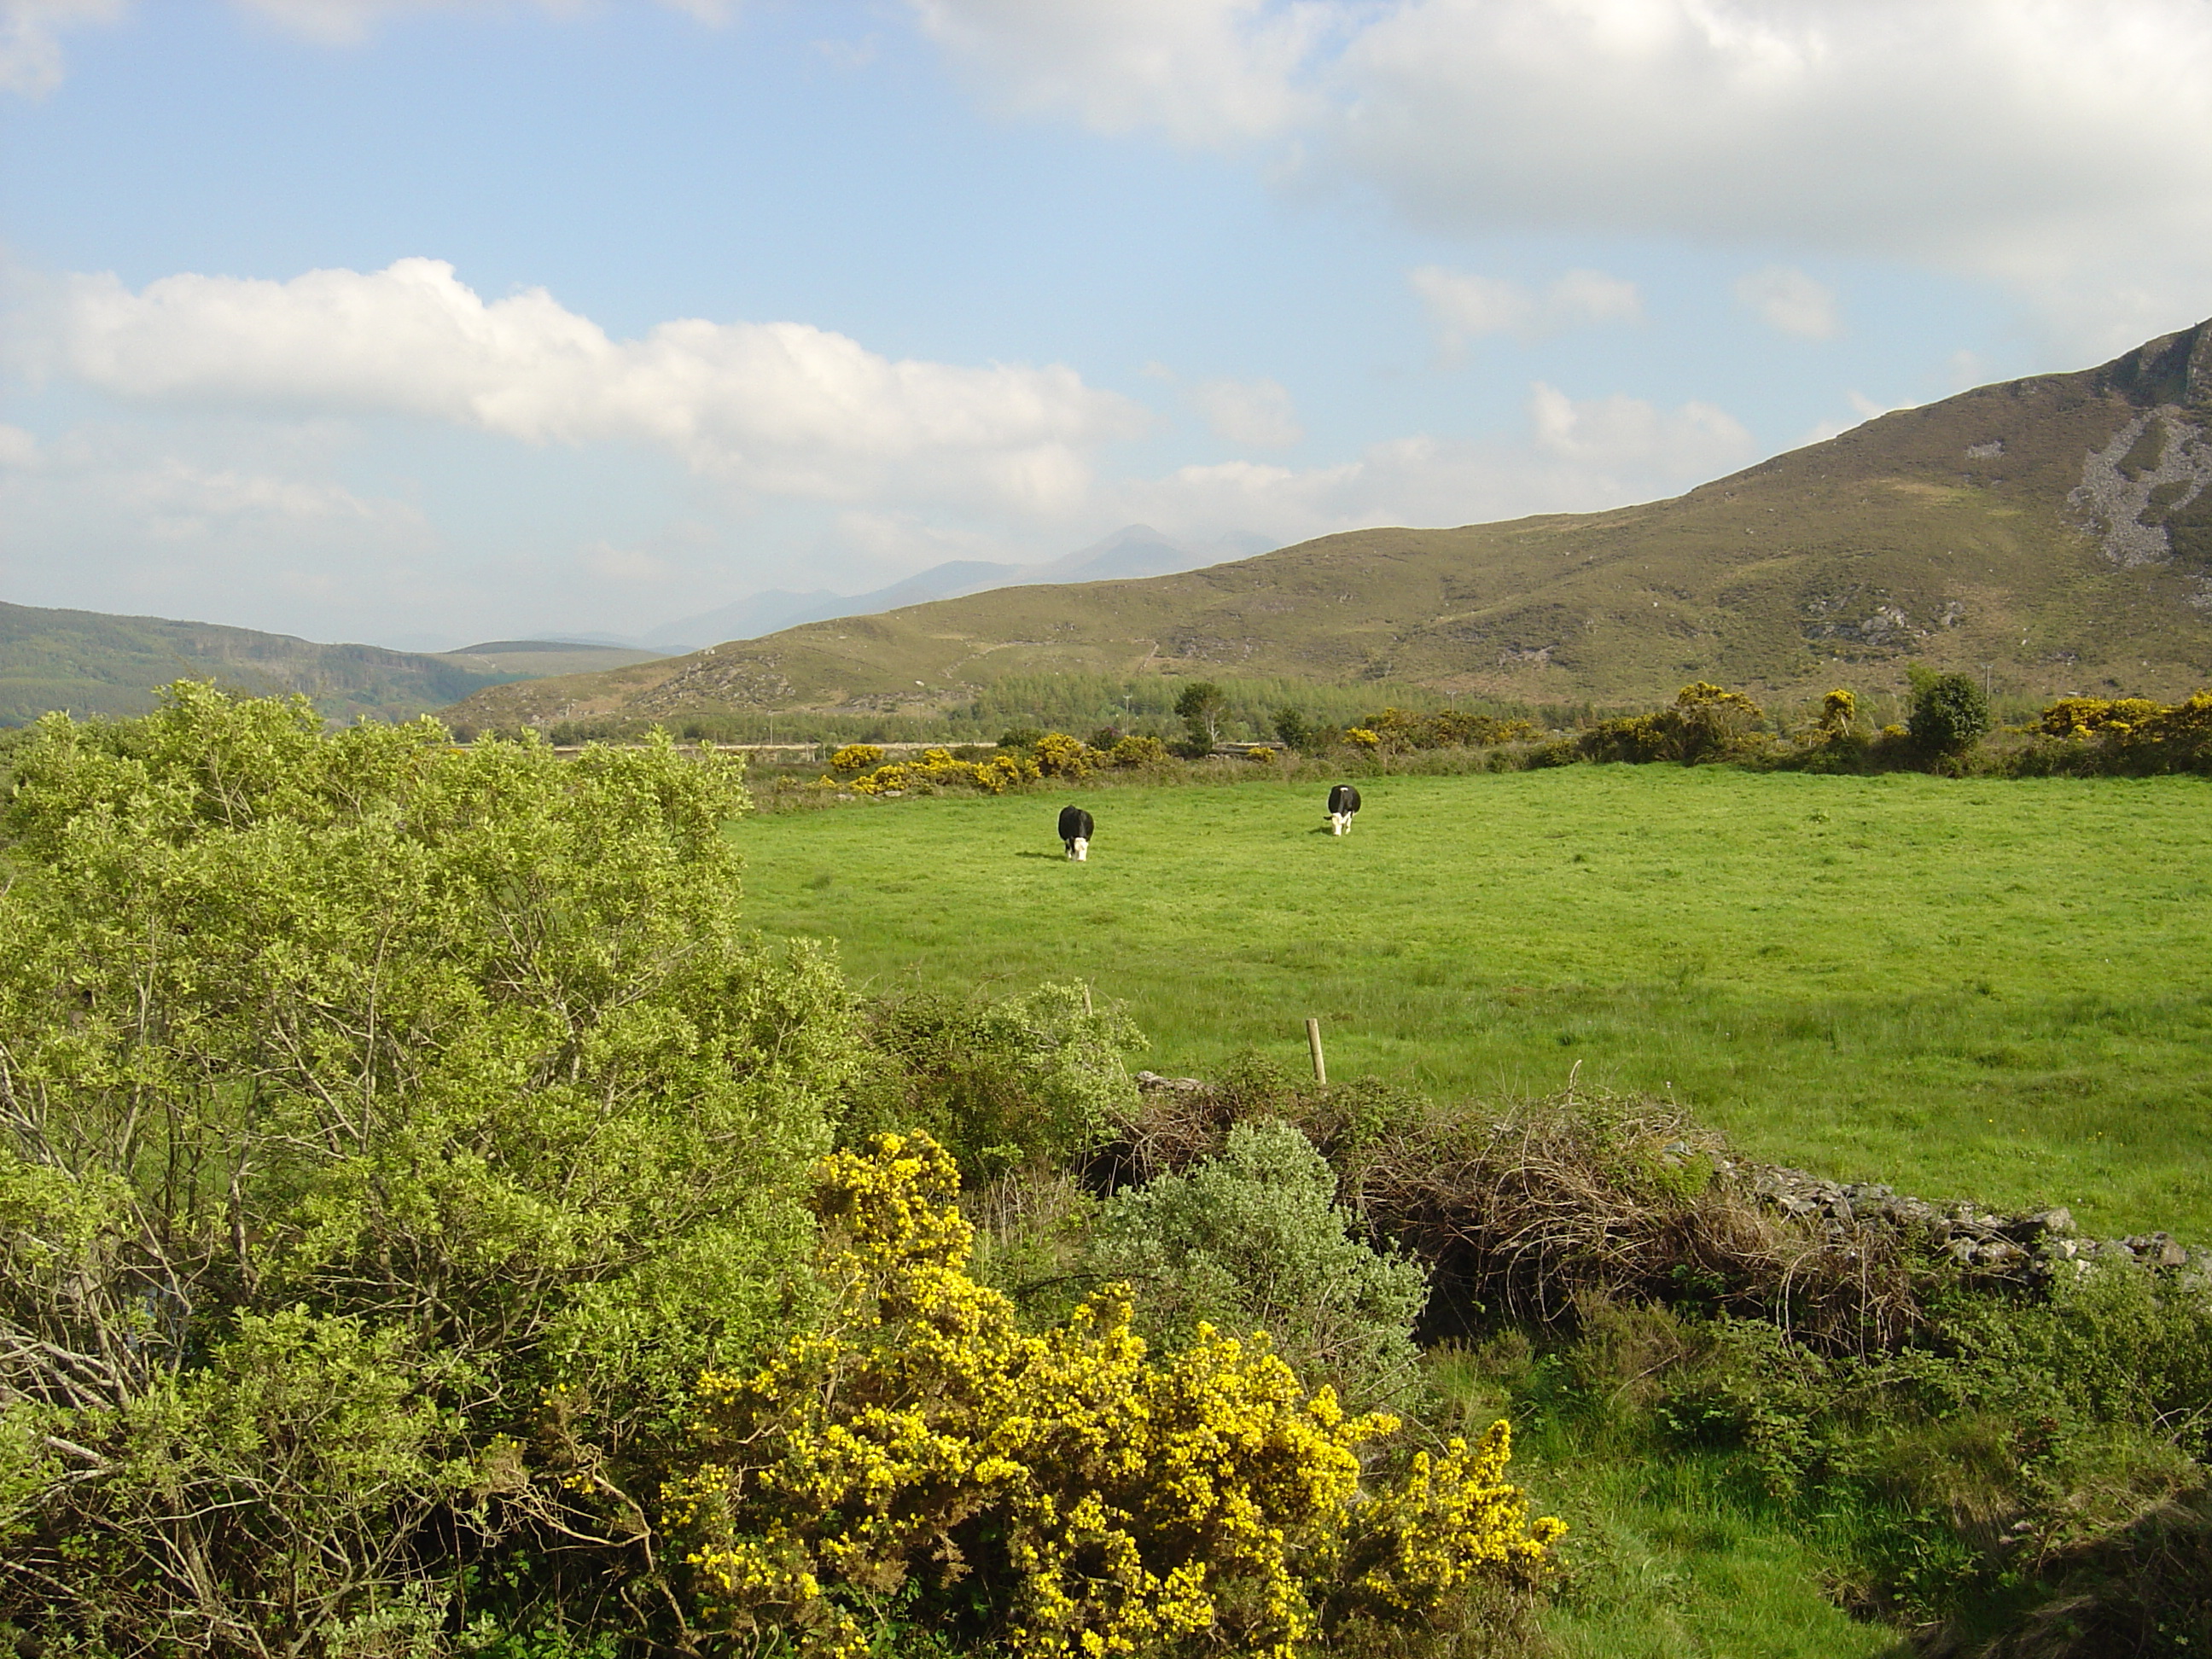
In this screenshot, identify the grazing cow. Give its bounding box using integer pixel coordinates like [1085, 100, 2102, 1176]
[1058, 804, 1095, 861]
[1326, 783, 1362, 836]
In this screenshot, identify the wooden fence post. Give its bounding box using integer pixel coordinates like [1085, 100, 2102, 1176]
[1305, 1017, 1326, 1086]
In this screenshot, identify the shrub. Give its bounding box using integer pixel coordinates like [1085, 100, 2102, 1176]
[0, 684, 856, 1650]
[1355, 708, 1539, 754]
[1345, 726, 1382, 751]
[1107, 733, 1168, 767]
[830, 742, 886, 771]
[843, 982, 1144, 1181]
[1819, 688, 1858, 738]
[847, 750, 1040, 796]
[1032, 731, 1096, 777]
[668, 1132, 1563, 1659]
[1090, 1119, 1430, 1412]
[1273, 707, 1314, 749]
[1580, 682, 1767, 765]
[998, 726, 1045, 751]
[1907, 668, 1993, 757]
[2040, 696, 2163, 737]
[2029, 690, 2212, 775]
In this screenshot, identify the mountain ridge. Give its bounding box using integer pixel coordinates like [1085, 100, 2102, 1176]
[447, 317, 2212, 727]
[642, 524, 1237, 650]
[0, 605, 659, 726]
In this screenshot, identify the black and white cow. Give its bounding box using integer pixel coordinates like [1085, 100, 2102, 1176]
[1325, 783, 1362, 836]
[1058, 804, 1095, 861]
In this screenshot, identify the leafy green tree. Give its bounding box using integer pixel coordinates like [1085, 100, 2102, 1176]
[1272, 707, 1313, 749]
[0, 683, 858, 1651]
[1173, 681, 1228, 748]
[1907, 667, 1994, 756]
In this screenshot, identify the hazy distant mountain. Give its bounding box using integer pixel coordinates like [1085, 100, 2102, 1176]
[643, 526, 1228, 651]
[449, 316, 2212, 729]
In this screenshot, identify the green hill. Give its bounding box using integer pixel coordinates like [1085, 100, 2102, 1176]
[448, 317, 2212, 728]
[0, 606, 658, 726]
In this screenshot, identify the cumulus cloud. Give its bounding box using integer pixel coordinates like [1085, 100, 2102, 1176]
[1, 0, 122, 96]
[1, 0, 725, 91]
[1410, 265, 1642, 349]
[122, 457, 403, 541]
[1734, 265, 1841, 339]
[912, 0, 2212, 346]
[1187, 375, 1303, 447]
[1528, 381, 1753, 472]
[0, 419, 444, 634]
[32, 258, 1147, 514]
[229, 0, 729, 48]
[1113, 381, 1756, 550]
[576, 540, 672, 584]
[0, 422, 42, 468]
[908, 0, 1332, 145]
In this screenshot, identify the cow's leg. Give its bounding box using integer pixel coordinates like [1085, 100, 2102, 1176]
[1073, 836, 1089, 861]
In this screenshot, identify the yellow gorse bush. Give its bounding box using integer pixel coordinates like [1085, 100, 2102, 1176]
[667, 1132, 1563, 1659]
[847, 751, 1040, 795]
[2042, 694, 2174, 737]
[839, 731, 1167, 796]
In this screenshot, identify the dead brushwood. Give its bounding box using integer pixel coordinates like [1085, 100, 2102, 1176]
[1106, 1078, 1937, 1355]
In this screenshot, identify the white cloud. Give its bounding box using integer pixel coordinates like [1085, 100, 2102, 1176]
[914, 0, 2212, 347]
[1112, 381, 1755, 550]
[1734, 265, 1840, 339]
[1188, 375, 1303, 447]
[32, 258, 1148, 515]
[228, 0, 731, 48]
[2, 0, 726, 91]
[123, 457, 399, 541]
[1410, 264, 1642, 348]
[577, 540, 670, 584]
[1, 0, 121, 96]
[1528, 381, 1752, 472]
[908, 0, 1332, 145]
[0, 420, 443, 635]
[0, 422, 42, 468]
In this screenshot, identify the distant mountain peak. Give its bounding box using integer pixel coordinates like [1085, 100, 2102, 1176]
[643, 526, 1234, 652]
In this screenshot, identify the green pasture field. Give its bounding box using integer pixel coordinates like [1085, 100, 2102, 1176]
[736, 765, 2212, 1241]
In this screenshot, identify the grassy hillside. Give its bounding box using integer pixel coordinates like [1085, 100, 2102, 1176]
[453, 317, 2212, 728]
[733, 766, 2212, 1240]
[0, 605, 658, 725]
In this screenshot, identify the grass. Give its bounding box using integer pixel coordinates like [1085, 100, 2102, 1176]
[735, 764, 2212, 1240]
[1424, 1337, 1907, 1658]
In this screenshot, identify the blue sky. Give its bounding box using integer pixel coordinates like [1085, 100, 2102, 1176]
[3, 0, 2209, 650]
